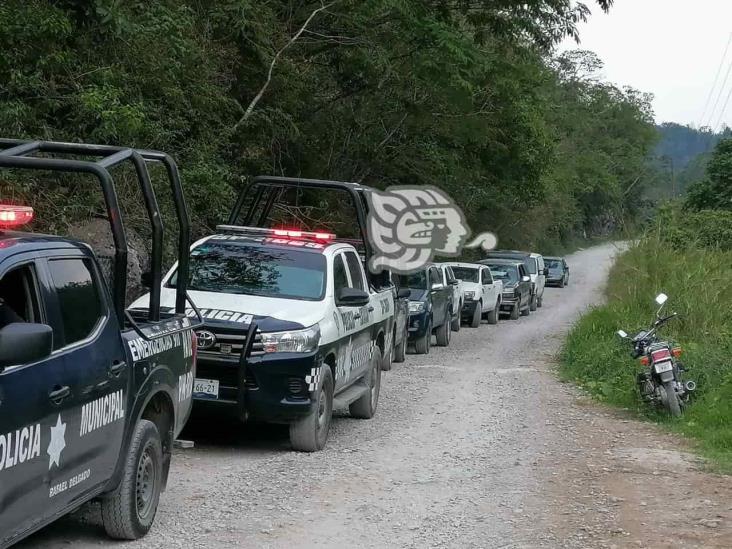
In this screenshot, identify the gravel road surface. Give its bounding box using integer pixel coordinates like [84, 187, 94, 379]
[20, 243, 732, 548]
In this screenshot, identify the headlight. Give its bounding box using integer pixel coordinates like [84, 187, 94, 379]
[464, 291, 475, 300]
[261, 325, 320, 353]
[409, 301, 426, 313]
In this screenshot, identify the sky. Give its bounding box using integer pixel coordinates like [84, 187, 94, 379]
[559, 0, 732, 130]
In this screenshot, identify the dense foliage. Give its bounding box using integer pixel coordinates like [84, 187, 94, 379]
[0, 0, 653, 253]
[685, 138, 732, 211]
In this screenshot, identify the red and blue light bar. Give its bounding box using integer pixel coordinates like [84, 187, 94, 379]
[0, 205, 34, 228]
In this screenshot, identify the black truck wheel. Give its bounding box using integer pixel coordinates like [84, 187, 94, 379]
[529, 294, 538, 311]
[469, 302, 482, 328]
[436, 313, 451, 346]
[414, 320, 431, 354]
[486, 300, 499, 325]
[101, 419, 163, 540]
[450, 302, 462, 332]
[350, 347, 383, 419]
[290, 366, 334, 451]
[393, 331, 407, 363]
[510, 301, 520, 320]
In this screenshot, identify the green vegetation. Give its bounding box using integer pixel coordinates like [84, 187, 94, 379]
[0, 0, 655, 253]
[563, 136, 732, 470]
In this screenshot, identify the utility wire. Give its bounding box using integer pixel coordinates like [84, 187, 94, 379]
[700, 32, 732, 126]
[706, 48, 732, 129]
[712, 84, 732, 132]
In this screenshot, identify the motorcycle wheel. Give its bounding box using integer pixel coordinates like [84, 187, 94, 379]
[663, 381, 681, 417]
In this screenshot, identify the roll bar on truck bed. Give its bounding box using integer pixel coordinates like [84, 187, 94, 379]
[0, 138, 202, 336]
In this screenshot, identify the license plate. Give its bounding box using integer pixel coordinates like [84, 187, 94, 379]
[654, 361, 673, 374]
[193, 378, 219, 399]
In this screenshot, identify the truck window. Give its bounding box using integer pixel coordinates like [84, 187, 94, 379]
[398, 271, 427, 290]
[0, 264, 41, 329]
[481, 268, 493, 284]
[333, 254, 350, 292]
[451, 267, 479, 283]
[47, 259, 103, 348]
[429, 267, 441, 287]
[344, 252, 365, 291]
[171, 241, 327, 301]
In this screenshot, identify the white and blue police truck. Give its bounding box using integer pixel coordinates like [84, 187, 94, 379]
[130, 226, 396, 451]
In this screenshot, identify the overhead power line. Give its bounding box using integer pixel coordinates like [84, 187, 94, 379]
[706, 44, 732, 129]
[713, 84, 732, 132]
[700, 32, 732, 126]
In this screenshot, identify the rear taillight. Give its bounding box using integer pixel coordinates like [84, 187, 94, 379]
[651, 348, 672, 363]
[640, 356, 650, 366]
[672, 347, 683, 358]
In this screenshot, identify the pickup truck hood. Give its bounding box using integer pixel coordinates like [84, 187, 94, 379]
[129, 287, 327, 332]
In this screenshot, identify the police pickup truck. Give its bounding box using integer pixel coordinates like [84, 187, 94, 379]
[130, 226, 395, 452]
[0, 139, 199, 548]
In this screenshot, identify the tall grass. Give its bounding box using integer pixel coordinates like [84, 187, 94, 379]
[561, 236, 732, 470]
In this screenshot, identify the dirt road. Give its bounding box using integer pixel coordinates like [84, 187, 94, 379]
[22, 243, 732, 548]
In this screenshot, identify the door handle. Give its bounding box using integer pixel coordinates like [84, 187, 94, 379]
[109, 361, 126, 377]
[49, 385, 71, 403]
[353, 314, 361, 320]
[367, 306, 374, 312]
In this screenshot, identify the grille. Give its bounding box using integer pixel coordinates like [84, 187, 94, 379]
[197, 329, 264, 358]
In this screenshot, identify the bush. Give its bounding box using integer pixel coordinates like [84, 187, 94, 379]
[654, 203, 732, 251]
[561, 237, 732, 469]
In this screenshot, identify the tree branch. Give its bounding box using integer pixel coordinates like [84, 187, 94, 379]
[233, 2, 333, 130]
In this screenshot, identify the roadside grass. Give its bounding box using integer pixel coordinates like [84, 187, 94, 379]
[560, 237, 732, 471]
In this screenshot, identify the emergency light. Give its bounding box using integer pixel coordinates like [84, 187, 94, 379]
[0, 205, 34, 228]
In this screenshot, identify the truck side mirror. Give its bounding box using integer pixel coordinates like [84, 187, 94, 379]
[336, 288, 370, 308]
[0, 322, 53, 370]
[522, 276, 530, 282]
[543, 268, 549, 276]
[397, 288, 411, 299]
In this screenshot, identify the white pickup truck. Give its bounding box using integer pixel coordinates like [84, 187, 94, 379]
[436, 264, 464, 332]
[443, 262, 503, 328]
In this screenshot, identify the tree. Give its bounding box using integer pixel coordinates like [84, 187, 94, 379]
[685, 139, 732, 210]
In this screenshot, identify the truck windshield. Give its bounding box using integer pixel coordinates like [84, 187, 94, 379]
[450, 267, 479, 283]
[545, 259, 562, 269]
[169, 242, 327, 301]
[485, 264, 518, 284]
[397, 271, 427, 289]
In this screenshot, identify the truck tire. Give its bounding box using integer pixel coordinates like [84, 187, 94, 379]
[436, 313, 450, 346]
[486, 300, 499, 325]
[101, 419, 163, 540]
[663, 381, 682, 418]
[530, 294, 538, 311]
[510, 301, 520, 320]
[350, 347, 382, 419]
[558, 278, 565, 288]
[470, 302, 482, 328]
[450, 303, 461, 332]
[521, 301, 530, 316]
[290, 366, 334, 451]
[383, 331, 394, 372]
[414, 320, 431, 354]
[393, 331, 407, 363]
[537, 294, 543, 308]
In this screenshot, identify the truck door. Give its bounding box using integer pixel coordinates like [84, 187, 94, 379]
[332, 252, 360, 390]
[41, 254, 128, 506]
[0, 258, 71, 542]
[342, 251, 374, 383]
[481, 267, 495, 309]
[428, 267, 447, 324]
